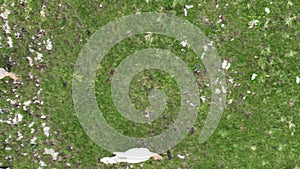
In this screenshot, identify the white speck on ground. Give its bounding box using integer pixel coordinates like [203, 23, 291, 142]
[12, 113, 23, 124]
[45, 38, 52, 50]
[265, 7, 270, 14]
[39, 160, 47, 167]
[215, 88, 221, 94]
[200, 96, 206, 103]
[0, 8, 10, 19]
[28, 122, 35, 127]
[180, 40, 187, 47]
[203, 45, 208, 51]
[5, 147, 12, 151]
[44, 148, 59, 160]
[221, 60, 231, 70]
[248, 19, 259, 28]
[287, 1, 293, 7]
[41, 114, 47, 119]
[251, 146, 257, 151]
[251, 73, 257, 80]
[7, 36, 13, 48]
[23, 100, 31, 111]
[30, 48, 44, 62]
[40, 5, 46, 18]
[30, 137, 37, 144]
[26, 57, 33, 67]
[185, 5, 193, 9]
[3, 20, 11, 34]
[177, 154, 185, 159]
[15, 32, 21, 38]
[17, 130, 23, 141]
[183, 5, 193, 16]
[296, 76, 300, 84]
[42, 123, 50, 137]
[35, 52, 43, 61]
[23, 100, 32, 106]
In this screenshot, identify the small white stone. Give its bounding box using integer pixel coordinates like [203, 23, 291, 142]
[45, 38, 52, 50]
[248, 19, 259, 28]
[200, 96, 206, 103]
[7, 36, 13, 48]
[177, 154, 185, 159]
[221, 60, 231, 70]
[296, 76, 300, 84]
[5, 147, 12, 151]
[180, 40, 187, 47]
[265, 7, 270, 14]
[251, 73, 257, 80]
[250, 146, 256, 151]
[43, 126, 50, 137]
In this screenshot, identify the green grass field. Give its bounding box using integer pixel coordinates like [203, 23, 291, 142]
[0, 0, 300, 168]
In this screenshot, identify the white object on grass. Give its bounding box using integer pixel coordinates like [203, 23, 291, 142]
[296, 76, 300, 84]
[180, 40, 187, 47]
[221, 60, 231, 70]
[100, 148, 162, 164]
[183, 5, 193, 17]
[0, 68, 19, 80]
[248, 19, 259, 28]
[251, 73, 257, 80]
[44, 148, 59, 160]
[177, 154, 185, 159]
[265, 7, 270, 14]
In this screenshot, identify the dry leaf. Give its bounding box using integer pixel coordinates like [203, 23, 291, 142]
[151, 154, 163, 161]
[0, 68, 19, 81]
